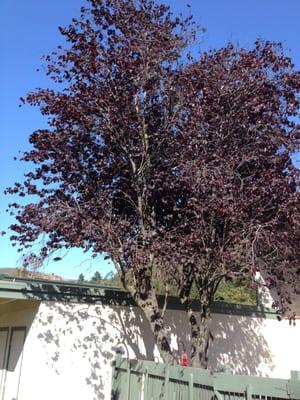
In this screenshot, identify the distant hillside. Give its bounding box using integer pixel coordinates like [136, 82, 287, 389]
[0, 268, 18, 275]
[0, 268, 63, 281]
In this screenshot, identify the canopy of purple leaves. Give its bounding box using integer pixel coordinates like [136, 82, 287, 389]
[6, 0, 300, 366]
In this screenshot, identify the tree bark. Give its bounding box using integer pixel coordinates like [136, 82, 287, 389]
[181, 298, 213, 368]
[135, 290, 175, 364]
[192, 303, 213, 368]
[118, 263, 175, 365]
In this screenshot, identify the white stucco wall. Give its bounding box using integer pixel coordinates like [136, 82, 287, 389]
[0, 299, 299, 400]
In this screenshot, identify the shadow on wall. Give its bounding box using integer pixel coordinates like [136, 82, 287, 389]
[164, 310, 275, 376]
[35, 302, 275, 399]
[209, 314, 275, 376]
[35, 302, 157, 400]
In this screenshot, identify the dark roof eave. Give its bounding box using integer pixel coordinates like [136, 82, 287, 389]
[0, 275, 278, 319]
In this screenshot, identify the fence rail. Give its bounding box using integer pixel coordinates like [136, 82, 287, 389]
[111, 356, 300, 400]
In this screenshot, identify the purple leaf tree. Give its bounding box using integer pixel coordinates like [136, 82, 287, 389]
[6, 0, 300, 368]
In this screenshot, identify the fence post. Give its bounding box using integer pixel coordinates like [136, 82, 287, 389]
[111, 354, 122, 399]
[143, 367, 149, 400]
[289, 371, 300, 399]
[189, 373, 194, 400]
[125, 361, 131, 400]
[165, 365, 170, 400]
[110, 359, 116, 399]
[245, 384, 253, 400]
[114, 353, 122, 369]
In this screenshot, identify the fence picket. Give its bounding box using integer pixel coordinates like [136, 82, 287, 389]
[245, 384, 253, 400]
[165, 365, 170, 400]
[188, 373, 193, 400]
[143, 367, 149, 400]
[125, 362, 130, 400]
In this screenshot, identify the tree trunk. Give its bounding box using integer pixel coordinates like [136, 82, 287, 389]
[181, 299, 213, 368]
[115, 254, 175, 364]
[192, 303, 213, 368]
[135, 292, 175, 365]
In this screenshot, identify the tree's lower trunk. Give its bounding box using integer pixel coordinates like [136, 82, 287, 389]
[192, 303, 213, 368]
[116, 260, 174, 365]
[182, 299, 213, 369]
[135, 291, 175, 364]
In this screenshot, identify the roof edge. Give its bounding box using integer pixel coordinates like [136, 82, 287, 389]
[0, 275, 278, 319]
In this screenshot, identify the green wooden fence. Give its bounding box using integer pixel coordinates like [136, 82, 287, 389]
[111, 356, 300, 400]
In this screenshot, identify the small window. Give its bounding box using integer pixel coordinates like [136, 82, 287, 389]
[0, 327, 26, 400]
[0, 328, 9, 391]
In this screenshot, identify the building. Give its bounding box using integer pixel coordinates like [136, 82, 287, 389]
[0, 275, 299, 400]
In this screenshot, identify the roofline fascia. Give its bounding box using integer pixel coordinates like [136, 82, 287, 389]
[0, 276, 279, 319]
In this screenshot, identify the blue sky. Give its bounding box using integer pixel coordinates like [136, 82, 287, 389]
[1, 0, 300, 279]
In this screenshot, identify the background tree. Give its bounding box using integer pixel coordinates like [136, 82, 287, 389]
[91, 271, 102, 283]
[78, 273, 85, 282]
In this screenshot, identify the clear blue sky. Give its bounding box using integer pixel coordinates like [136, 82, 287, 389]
[1, 0, 300, 279]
